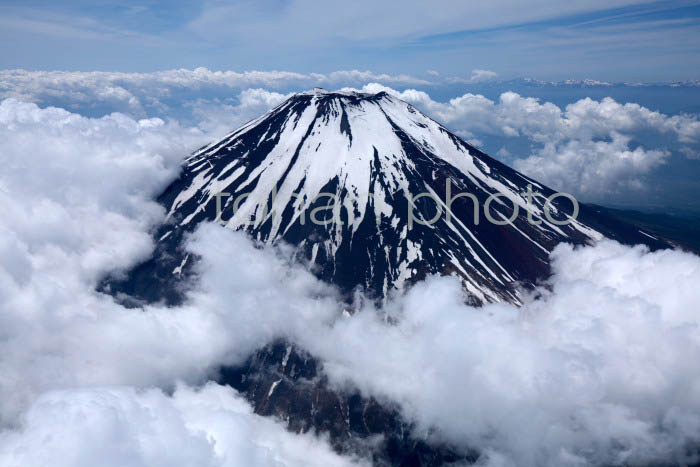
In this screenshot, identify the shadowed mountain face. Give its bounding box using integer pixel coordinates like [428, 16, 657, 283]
[110, 88, 667, 307]
[103, 89, 671, 466]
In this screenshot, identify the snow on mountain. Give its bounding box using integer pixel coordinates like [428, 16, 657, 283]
[117, 88, 666, 306]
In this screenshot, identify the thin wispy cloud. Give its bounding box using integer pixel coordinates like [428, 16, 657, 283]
[2, 1, 699, 81]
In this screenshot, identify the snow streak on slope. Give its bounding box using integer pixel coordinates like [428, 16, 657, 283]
[153, 89, 662, 305]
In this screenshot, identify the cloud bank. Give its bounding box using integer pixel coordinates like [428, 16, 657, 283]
[0, 68, 429, 116]
[305, 240, 700, 466]
[0, 98, 341, 424]
[0, 98, 361, 466]
[0, 383, 362, 467]
[1, 96, 700, 466]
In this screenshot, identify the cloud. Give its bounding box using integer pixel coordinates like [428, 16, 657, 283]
[446, 69, 499, 84]
[0, 69, 430, 117]
[496, 147, 511, 157]
[2, 95, 700, 467]
[0, 98, 208, 421]
[0, 98, 363, 465]
[0, 383, 362, 467]
[680, 146, 700, 160]
[513, 133, 670, 195]
[186, 88, 294, 136]
[185, 0, 657, 47]
[298, 240, 700, 466]
[0, 98, 339, 424]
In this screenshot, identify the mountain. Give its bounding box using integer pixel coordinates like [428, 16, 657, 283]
[104, 89, 670, 466]
[109, 88, 665, 307]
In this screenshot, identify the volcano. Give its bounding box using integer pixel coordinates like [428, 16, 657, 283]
[114, 88, 665, 306]
[105, 89, 669, 466]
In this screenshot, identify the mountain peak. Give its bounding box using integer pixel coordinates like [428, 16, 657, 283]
[296, 87, 392, 100]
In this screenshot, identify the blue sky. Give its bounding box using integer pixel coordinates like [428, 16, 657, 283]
[1, 0, 700, 81]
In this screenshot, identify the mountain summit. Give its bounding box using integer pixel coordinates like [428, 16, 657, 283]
[128, 88, 664, 306]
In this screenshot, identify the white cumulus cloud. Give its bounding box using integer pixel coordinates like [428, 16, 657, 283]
[0, 69, 430, 117]
[0, 383, 362, 467]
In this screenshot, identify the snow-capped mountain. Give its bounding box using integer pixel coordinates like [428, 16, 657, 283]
[134, 88, 664, 306]
[103, 89, 671, 466]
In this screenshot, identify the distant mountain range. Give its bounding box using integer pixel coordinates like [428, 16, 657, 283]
[479, 77, 700, 88]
